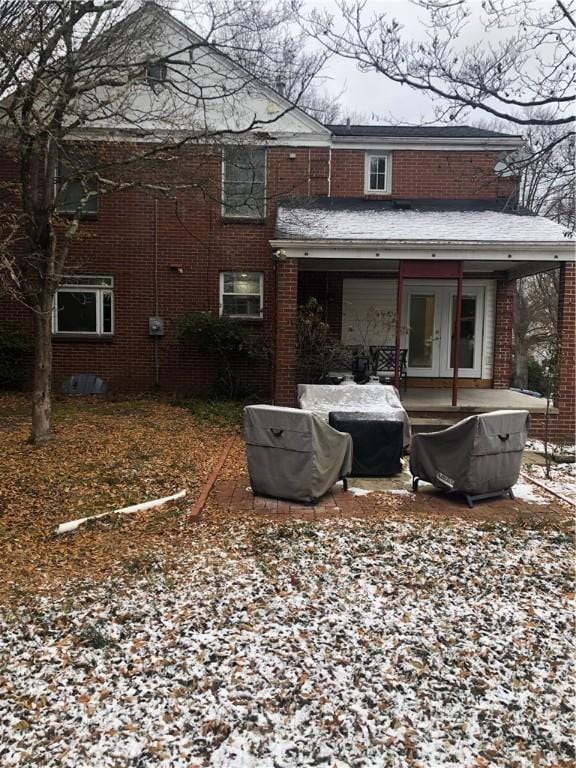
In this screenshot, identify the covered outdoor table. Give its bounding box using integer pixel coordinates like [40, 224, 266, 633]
[298, 383, 411, 449]
[244, 405, 353, 504]
[328, 412, 403, 477]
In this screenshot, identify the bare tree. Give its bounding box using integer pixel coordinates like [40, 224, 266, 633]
[303, 0, 575, 156]
[513, 270, 559, 389]
[0, 0, 325, 443]
[205, 0, 345, 123]
[517, 122, 575, 232]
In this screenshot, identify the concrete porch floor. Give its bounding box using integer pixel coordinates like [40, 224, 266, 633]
[401, 387, 550, 413]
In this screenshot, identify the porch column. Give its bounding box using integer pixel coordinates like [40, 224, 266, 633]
[274, 257, 299, 407]
[553, 262, 576, 439]
[493, 278, 514, 388]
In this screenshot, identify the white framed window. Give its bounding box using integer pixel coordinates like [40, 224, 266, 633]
[146, 61, 168, 85]
[220, 272, 263, 319]
[222, 147, 266, 219]
[52, 276, 114, 335]
[56, 155, 98, 215]
[364, 153, 391, 194]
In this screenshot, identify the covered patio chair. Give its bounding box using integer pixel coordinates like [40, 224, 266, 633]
[244, 405, 353, 504]
[410, 410, 530, 507]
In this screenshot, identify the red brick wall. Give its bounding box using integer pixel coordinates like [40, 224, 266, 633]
[330, 149, 517, 200]
[0, 141, 526, 403]
[493, 279, 514, 389]
[273, 258, 299, 407]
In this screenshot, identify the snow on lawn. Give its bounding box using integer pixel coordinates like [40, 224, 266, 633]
[1, 519, 574, 768]
[522, 463, 576, 505]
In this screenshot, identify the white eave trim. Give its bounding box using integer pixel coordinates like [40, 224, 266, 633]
[270, 238, 574, 262]
[331, 136, 523, 151]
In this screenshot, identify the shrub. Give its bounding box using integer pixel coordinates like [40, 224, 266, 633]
[179, 311, 270, 398]
[0, 323, 29, 390]
[297, 298, 342, 383]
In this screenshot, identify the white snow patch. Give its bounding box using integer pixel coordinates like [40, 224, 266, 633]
[1, 518, 572, 768]
[348, 487, 372, 496]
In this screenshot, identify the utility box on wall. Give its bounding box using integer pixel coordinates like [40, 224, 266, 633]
[148, 317, 165, 336]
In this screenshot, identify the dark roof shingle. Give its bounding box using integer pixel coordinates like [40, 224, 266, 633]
[327, 125, 521, 139]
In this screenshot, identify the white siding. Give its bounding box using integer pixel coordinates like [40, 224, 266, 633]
[342, 277, 497, 379]
[482, 280, 496, 379]
[342, 279, 397, 346]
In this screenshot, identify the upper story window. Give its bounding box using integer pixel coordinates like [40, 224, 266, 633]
[52, 276, 113, 335]
[222, 147, 266, 219]
[56, 155, 98, 215]
[146, 61, 168, 85]
[364, 153, 391, 195]
[220, 272, 263, 319]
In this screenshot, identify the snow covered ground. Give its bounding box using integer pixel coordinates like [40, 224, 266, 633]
[1, 518, 573, 768]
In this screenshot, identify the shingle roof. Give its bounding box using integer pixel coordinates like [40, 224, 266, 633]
[275, 198, 572, 244]
[328, 125, 522, 139]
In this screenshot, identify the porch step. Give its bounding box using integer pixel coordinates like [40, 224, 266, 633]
[410, 417, 459, 434]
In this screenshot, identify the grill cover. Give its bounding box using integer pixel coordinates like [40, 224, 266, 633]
[298, 383, 411, 448]
[328, 412, 403, 477]
[244, 405, 353, 503]
[410, 410, 530, 494]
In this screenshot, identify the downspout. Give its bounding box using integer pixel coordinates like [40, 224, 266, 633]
[153, 196, 160, 388]
[327, 147, 332, 197]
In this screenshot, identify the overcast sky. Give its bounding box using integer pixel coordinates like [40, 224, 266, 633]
[313, 0, 446, 124]
[305, 0, 551, 128]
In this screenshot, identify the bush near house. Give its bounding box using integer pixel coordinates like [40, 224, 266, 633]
[179, 311, 271, 399]
[0, 323, 29, 390]
[297, 298, 342, 384]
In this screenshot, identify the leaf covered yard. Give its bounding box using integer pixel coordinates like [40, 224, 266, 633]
[0, 395, 574, 767]
[0, 396, 239, 603]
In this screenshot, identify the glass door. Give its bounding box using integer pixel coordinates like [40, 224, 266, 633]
[405, 289, 441, 376]
[440, 287, 485, 377]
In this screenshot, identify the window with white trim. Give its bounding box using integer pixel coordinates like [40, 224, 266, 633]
[53, 276, 114, 335]
[220, 272, 263, 318]
[223, 148, 266, 218]
[364, 153, 391, 194]
[146, 61, 168, 85]
[56, 155, 98, 215]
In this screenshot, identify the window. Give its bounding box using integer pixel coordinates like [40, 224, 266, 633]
[53, 276, 113, 335]
[146, 61, 168, 85]
[220, 272, 263, 318]
[223, 147, 266, 219]
[56, 155, 98, 215]
[364, 153, 391, 194]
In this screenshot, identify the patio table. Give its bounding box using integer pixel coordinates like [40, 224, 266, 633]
[298, 382, 411, 448]
[328, 412, 404, 477]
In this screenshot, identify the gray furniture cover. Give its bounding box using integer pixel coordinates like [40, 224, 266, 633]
[62, 373, 107, 395]
[298, 383, 411, 448]
[244, 405, 353, 504]
[410, 410, 530, 503]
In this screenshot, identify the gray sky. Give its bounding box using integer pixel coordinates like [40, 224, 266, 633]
[315, 0, 445, 124]
[309, 0, 552, 127]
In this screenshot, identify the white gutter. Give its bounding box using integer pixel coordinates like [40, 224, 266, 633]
[270, 238, 573, 262]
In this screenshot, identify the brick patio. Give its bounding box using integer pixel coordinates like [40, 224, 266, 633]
[213, 476, 378, 519]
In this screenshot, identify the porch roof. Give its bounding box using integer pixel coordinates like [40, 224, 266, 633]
[274, 198, 573, 250]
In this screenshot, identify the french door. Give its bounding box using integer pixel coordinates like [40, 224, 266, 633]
[404, 285, 485, 378]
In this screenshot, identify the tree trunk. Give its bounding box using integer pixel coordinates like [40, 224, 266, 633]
[513, 342, 529, 389]
[30, 303, 53, 443]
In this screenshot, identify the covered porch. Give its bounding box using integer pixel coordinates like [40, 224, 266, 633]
[271, 198, 575, 440]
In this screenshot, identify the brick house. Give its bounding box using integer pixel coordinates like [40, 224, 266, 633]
[1, 3, 574, 440]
